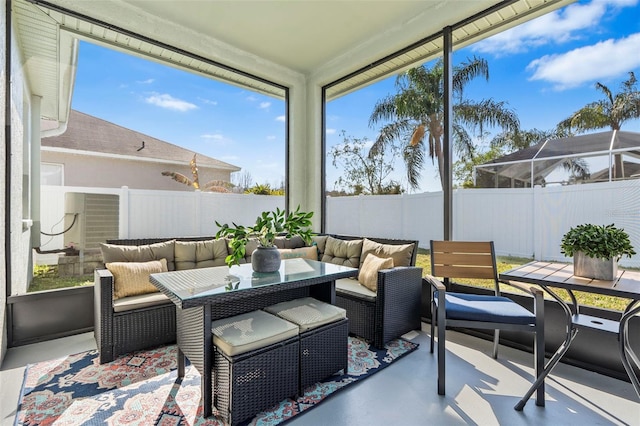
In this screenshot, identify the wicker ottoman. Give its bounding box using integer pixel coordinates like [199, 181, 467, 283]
[211, 310, 299, 426]
[264, 297, 349, 393]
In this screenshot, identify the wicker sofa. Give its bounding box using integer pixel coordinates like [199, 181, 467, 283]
[94, 234, 422, 363]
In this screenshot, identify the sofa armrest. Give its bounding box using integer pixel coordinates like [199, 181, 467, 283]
[377, 266, 423, 296]
[94, 269, 115, 362]
[374, 266, 423, 346]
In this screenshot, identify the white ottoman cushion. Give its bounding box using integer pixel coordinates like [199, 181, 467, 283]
[264, 297, 347, 332]
[212, 310, 299, 356]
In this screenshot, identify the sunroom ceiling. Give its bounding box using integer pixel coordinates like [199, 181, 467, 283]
[15, 0, 575, 123]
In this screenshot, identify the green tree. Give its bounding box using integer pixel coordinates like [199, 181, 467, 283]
[330, 132, 403, 195]
[454, 146, 504, 188]
[558, 71, 640, 179]
[368, 56, 519, 190]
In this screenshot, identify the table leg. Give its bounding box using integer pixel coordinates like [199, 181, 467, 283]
[202, 304, 213, 418]
[515, 284, 578, 411]
[310, 280, 335, 304]
[177, 348, 185, 378]
[619, 301, 640, 399]
[515, 327, 578, 410]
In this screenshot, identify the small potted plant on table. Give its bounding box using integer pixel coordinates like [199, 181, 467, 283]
[560, 223, 636, 280]
[215, 206, 314, 273]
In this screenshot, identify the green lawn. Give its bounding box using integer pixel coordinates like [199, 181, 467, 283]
[29, 265, 93, 293]
[31, 253, 631, 311]
[416, 249, 631, 312]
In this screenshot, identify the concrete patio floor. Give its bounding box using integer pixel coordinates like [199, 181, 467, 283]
[1, 323, 638, 425]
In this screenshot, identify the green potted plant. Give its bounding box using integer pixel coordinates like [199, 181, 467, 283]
[215, 206, 314, 272]
[560, 223, 636, 280]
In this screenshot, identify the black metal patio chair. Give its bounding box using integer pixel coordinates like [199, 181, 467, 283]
[426, 240, 546, 409]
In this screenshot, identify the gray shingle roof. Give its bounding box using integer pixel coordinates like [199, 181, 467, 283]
[477, 131, 640, 182]
[42, 110, 240, 171]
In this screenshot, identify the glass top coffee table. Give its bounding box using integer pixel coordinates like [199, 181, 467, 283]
[150, 258, 358, 418]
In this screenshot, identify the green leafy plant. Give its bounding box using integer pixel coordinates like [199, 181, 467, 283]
[560, 223, 636, 260]
[215, 206, 314, 267]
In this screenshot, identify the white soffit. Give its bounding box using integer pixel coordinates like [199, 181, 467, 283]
[13, 0, 77, 122]
[20, 1, 287, 100]
[14, 0, 577, 119]
[325, 0, 576, 100]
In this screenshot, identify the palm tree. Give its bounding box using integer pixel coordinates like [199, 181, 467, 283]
[558, 71, 640, 179]
[161, 154, 234, 192]
[369, 56, 519, 190]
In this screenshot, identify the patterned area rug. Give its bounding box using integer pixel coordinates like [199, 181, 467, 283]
[16, 336, 418, 425]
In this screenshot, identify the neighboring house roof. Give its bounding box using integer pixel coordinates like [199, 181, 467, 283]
[42, 110, 240, 172]
[475, 131, 640, 185]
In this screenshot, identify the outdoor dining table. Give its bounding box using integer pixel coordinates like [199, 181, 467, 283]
[500, 261, 640, 404]
[149, 258, 358, 418]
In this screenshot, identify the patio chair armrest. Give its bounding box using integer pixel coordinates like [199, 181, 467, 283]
[499, 279, 544, 297]
[424, 274, 446, 292]
[424, 274, 446, 312]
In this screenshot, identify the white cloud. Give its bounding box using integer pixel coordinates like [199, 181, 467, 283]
[145, 93, 197, 112]
[527, 33, 640, 89]
[326, 128, 336, 135]
[266, 135, 276, 140]
[246, 95, 257, 102]
[201, 134, 225, 140]
[474, 0, 637, 56]
[275, 115, 286, 122]
[137, 78, 155, 84]
[259, 102, 271, 109]
[199, 97, 218, 106]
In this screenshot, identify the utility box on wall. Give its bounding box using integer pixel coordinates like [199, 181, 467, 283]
[59, 192, 119, 276]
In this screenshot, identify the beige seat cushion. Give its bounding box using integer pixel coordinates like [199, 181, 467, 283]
[278, 246, 318, 261]
[100, 240, 176, 270]
[360, 238, 414, 268]
[264, 297, 346, 332]
[358, 254, 394, 292]
[113, 292, 172, 313]
[336, 278, 377, 301]
[212, 310, 299, 357]
[106, 258, 168, 300]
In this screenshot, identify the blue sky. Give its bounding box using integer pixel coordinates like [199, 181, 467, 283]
[72, 0, 640, 193]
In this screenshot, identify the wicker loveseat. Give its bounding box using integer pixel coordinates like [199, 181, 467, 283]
[321, 235, 423, 348]
[94, 234, 422, 363]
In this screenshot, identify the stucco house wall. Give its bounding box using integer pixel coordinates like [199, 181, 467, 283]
[42, 150, 235, 191]
[41, 110, 240, 191]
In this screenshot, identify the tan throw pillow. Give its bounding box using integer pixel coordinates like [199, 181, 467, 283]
[106, 258, 168, 300]
[360, 238, 414, 268]
[321, 236, 363, 268]
[278, 246, 318, 260]
[358, 254, 394, 292]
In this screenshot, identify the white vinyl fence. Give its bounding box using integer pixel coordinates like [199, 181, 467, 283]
[39, 180, 640, 267]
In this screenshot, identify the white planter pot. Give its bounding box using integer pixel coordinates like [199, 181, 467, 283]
[573, 251, 617, 281]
